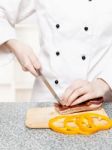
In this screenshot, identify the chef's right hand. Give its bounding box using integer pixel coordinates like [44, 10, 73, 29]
[5, 39, 41, 77]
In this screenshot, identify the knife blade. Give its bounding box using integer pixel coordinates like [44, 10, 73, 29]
[35, 69, 61, 103]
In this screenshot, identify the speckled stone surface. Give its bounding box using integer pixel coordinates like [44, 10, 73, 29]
[0, 102, 112, 150]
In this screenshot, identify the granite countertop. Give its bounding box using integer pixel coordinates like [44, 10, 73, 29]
[0, 102, 112, 150]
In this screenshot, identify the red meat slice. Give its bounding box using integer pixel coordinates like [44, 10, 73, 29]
[54, 97, 104, 115]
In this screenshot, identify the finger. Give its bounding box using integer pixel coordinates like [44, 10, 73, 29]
[22, 66, 28, 71]
[71, 93, 95, 106]
[59, 96, 65, 105]
[62, 80, 88, 105]
[29, 65, 39, 77]
[24, 61, 38, 77]
[61, 86, 75, 105]
[66, 88, 87, 106]
[29, 54, 41, 70]
[29, 55, 41, 76]
[62, 82, 82, 104]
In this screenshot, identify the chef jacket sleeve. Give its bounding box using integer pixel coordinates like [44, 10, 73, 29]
[0, 0, 36, 45]
[97, 47, 112, 90]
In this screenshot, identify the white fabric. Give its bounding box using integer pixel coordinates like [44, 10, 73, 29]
[0, 0, 35, 66]
[0, 0, 112, 102]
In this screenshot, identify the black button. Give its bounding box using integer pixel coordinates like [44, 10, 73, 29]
[56, 51, 60, 56]
[55, 80, 59, 84]
[84, 27, 88, 31]
[82, 55, 86, 60]
[56, 24, 60, 29]
[88, 0, 92, 1]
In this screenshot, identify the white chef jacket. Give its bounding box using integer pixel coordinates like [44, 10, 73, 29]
[0, 0, 112, 102]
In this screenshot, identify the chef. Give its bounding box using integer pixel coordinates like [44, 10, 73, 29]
[0, 0, 112, 105]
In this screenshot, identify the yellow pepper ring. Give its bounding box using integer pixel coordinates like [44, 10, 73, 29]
[76, 117, 99, 134]
[49, 115, 93, 135]
[49, 116, 93, 135]
[50, 126, 80, 135]
[64, 115, 96, 134]
[81, 113, 112, 128]
[64, 115, 80, 132]
[49, 115, 80, 134]
[64, 116, 93, 135]
[76, 113, 112, 133]
[92, 114, 112, 130]
[49, 113, 112, 135]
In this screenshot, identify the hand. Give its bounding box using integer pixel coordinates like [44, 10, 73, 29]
[61, 79, 110, 106]
[5, 39, 41, 77]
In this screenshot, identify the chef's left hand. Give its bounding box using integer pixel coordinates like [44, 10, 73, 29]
[61, 79, 110, 106]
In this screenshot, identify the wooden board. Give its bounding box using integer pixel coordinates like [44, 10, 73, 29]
[25, 107, 108, 128]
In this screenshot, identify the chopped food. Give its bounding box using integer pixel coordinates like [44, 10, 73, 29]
[55, 97, 104, 115]
[49, 113, 112, 135]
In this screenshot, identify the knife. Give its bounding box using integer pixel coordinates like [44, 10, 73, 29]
[35, 69, 61, 103]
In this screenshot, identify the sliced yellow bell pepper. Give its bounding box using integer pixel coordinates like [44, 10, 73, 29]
[49, 113, 112, 135]
[64, 116, 92, 135]
[49, 115, 81, 134]
[77, 113, 112, 132]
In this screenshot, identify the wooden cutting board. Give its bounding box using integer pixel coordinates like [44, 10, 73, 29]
[25, 106, 108, 128]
